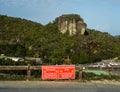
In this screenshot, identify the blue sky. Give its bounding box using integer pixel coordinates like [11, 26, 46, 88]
[0, 0, 120, 35]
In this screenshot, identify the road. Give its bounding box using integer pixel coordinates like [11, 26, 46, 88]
[0, 87, 120, 92]
[0, 81, 120, 92]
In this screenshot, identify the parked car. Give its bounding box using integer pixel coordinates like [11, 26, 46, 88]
[92, 63, 106, 67]
[106, 64, 111, 67]
[99, 63, 106, 67]
[109, 62, 118, 66]
[92, 63, 100, 67]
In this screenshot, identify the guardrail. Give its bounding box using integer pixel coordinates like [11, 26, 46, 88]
[0, 65, 120, 80]
[0, 65, 41, 79]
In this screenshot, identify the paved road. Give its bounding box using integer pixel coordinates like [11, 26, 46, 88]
[0, 87, 120, 92]
[0, 81, 120, 92]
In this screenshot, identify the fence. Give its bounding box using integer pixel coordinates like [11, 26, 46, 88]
[0, 65, 41, 79]
[0, 65, 120, 80]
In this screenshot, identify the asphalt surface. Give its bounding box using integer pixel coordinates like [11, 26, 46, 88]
[0, 81, 120, 92]
[0, 87, 120, 92]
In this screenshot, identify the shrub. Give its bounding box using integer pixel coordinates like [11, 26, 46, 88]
[0, 75, 26, 81]
[82, 72, 113, 80]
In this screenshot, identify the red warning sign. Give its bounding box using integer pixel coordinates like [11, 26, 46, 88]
[42, 65, 75, 80]
[58, 65, 75, 79]
[42, 66, 58, 79]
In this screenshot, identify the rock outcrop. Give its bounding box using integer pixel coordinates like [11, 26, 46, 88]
[55, 14, 87, 36]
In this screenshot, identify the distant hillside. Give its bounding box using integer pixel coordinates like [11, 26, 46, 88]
[115, 35, 120, 38]
[0, 14, 120, 64]
[0, 15, 43, 44]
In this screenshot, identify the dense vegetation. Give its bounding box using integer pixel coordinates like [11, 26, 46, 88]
[0, 15, 120, 64]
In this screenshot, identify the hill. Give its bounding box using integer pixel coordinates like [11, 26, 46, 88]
[115, 35, 120, 38]
[0, 15, 43, 44]
[0, 14, 120, 64]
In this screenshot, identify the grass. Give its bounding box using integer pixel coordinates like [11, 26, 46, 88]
[82, 72, 120, 81]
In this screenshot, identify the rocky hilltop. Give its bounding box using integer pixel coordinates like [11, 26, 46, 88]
[55, 14, 87, 36]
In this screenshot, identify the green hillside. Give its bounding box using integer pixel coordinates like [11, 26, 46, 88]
[115, 35, 120, 38]
[0, 15, 120, 64]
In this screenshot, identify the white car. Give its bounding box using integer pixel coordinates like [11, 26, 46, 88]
[92, 63, 106, 67]
[92, 63, 99, 67]
[99, 63, 106, 67]
[109, 62, 118, 66]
